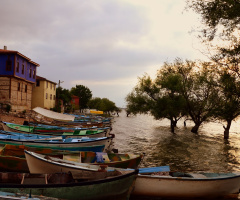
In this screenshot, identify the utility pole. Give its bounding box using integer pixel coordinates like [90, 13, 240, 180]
[58, 80, 64, 88]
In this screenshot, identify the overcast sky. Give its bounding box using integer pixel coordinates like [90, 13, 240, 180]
[0, 0, 206, 107]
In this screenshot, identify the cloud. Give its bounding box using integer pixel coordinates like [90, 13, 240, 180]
[0, 0, 205, 107]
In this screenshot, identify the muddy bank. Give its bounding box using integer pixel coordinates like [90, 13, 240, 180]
[0, 112, 28, 130]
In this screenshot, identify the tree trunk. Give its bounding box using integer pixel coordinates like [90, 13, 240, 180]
[170, 119, 177, 133]
[191, 124, 200, 134]
[223, 120, 232, 140]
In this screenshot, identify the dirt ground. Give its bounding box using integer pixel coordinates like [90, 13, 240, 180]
[0, 113, 27, 130]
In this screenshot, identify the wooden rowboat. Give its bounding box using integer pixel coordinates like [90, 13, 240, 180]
[0, 131, 113, 152]
[132, 166, 240, 198]
[25, 150, 138, 179]
[25, 150, 118, 179]
[0, 144, 142, 172]
[1, 121, 111, 138]
[0, 170, 138, 200]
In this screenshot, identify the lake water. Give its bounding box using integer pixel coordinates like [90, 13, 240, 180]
[112, 110, 240, 199]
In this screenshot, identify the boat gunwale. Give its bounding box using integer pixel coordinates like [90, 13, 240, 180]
[137, 173, 240, 181]
[0, 135, 113, 145]
[0, 170, 138, 188]
[1, 121, 109, 136]
[25, 150, 142, 171]
[25, 150, 101, 171]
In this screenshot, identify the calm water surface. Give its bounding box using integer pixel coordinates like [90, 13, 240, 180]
[112, 110, 240, 200]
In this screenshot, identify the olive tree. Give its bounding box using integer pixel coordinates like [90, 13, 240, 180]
[126, 70, 186, 133]
[213, 69, 240, 139]
[126, 59, 221, 134]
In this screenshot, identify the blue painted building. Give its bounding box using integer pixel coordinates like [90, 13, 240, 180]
[0, 46, 39, 112]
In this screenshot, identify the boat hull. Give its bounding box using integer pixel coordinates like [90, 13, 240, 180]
[0, 135, 113, 152]
[0, 156, 29, 172]
[0, 141, 105, 152]
[25, 150, 107, 178]
[132, 173, 240, 198]
[1, 122, 110, 138]
[0, 145, 142, 172]
[0, 171, 138, 200]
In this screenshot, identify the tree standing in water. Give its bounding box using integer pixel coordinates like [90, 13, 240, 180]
[187, 0, 240, 138]
[212, 69, 240, 139]
[126, 59, 221, 134]
[126, 66, 187, 133]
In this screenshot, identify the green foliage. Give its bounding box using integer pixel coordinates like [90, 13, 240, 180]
[88, 97, 119, 114]
[71, 85, 92, 110]
[187, 0, 240, 77]
[187, 0, 240, 41]
[53, 99, 62, 113]
[211, 70, 240, 138]
[88, 97, 102, 110]
[56, 87, 72, 105]
[187, 0, 240, 137]
[125, 63, 188, 132]
[126, 58, 225, 134]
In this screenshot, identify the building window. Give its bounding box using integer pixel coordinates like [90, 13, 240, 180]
[50, 94, 52, 100]
[50, 83, 52, 89]
[16, 62, 19, 73]
[36, 80, 40, 86]
[33, 70, 36, 78]
[46, 82, 48, 88]
[53, 95, 56, 100]
[22, 64, 24, 74]
[46, 93, 48, 99]
[53, 85, 55, 90]
[29, 68, 32, 78]
[25, 85, 27, 93]
[6, 57, 12, 71]
[18, 83, 21, 91]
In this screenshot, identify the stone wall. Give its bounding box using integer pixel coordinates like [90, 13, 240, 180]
[0, 77, 33, 112]
[0, 77, 10, 104]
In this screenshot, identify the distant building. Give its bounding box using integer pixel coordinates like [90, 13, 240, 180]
[70, 95, 80, 110]
[0, 46, 39, 112]
[32, 75, 57, 110]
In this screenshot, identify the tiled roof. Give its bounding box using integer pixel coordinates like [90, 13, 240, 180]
[0, 49, 40, 66]
[36, 75, 57, 85]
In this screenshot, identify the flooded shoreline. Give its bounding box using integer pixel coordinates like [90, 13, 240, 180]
[113, 111, 240, 200]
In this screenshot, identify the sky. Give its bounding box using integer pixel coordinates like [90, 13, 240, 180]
[0, 0, 207, 107]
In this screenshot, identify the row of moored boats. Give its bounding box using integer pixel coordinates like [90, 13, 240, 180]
[0, 111, 240, 199]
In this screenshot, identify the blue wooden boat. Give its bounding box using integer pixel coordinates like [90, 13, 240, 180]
[0, 130, 113, 152]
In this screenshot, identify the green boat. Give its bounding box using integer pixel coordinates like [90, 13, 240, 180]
[1, 121, 110, 138]
[0, 169, 138, 200]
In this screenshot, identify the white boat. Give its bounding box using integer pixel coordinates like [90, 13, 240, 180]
[24, 150, 117, 179]
[132, 166, 240, 198]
